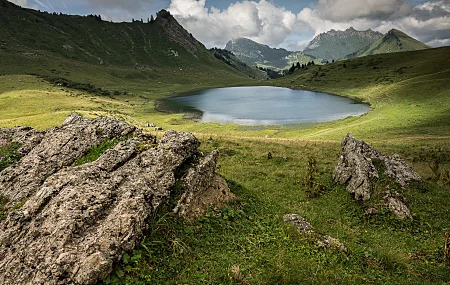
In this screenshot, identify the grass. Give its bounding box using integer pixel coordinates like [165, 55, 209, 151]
[0, 137, 23, 172]
[100, 136, 450, 284]
[75, 138, 123, 166]
[0, 8, 449, 283]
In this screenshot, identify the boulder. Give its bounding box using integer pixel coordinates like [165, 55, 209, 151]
[333, 134, 421, 219]
[333, 134, 421, 201]
[0, 117, 231, 285]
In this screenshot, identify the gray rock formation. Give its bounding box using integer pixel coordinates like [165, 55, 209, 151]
[174, 150, 235, 222]
[333, 134, 421, 219]
[333, 134, 421, 201]
[0, 116, 231, 285]
[0, 115, 136, 207]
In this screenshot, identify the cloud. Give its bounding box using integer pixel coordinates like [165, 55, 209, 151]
[316, 0, 411, 22]
[9, 0, 37, 8]
[297, 0, 450, 48]
[168, 0, 311, 49]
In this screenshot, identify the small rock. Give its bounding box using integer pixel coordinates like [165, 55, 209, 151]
[317, 235, 348, 252]
[283, 214, 314, 233]
[384, 192, 412, 220]
[365, 208, 379, 216]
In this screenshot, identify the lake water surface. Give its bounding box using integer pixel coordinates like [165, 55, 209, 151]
[162, 86, 369, 126]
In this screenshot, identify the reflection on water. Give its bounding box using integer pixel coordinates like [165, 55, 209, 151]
[162, 86, 370, 126]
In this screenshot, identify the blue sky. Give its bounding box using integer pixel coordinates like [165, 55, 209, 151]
[11, 0, 450, 49]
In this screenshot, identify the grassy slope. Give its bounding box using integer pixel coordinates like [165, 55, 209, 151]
[360, 29, 431, 57]
[271, 46, 450, 141]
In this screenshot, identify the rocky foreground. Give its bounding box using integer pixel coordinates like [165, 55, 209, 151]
[0, 115, 232, 285]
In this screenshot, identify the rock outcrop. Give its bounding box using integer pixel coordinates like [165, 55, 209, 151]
[333, 134, 421, 219]
[0, 116, 231, 285]
[283, 214, 347, 253]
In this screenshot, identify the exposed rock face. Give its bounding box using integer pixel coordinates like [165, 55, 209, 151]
[384, 192, 412, 220]
[174, 150, 235, 222]
[0, 117, 231, 285]
[333, 134, 421, 201]
[0, 115, 137, 207]
[333, 134, 421, 219]
[0, 126, 45, 154]
[156, 10, 199, 55]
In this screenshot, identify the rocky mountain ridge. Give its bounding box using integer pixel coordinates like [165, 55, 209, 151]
[303, 27, 383, 61]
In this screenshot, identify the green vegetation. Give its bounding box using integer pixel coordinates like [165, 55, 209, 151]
[100, 136, 450, 284]
[75, 138, 123, 166]
[0, 2, 449, 284]
[359, 29, 432, 57]
[0, 138, 23, 172]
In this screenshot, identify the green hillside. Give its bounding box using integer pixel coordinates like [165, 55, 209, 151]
[359, 29, 431, 57]
[0, 0, 252, 86]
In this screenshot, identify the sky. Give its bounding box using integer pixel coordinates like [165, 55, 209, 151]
[9, 0, 450, 50]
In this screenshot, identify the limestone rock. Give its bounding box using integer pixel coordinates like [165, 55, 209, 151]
[0, 117, 230, 285]
[317, 235, 348, 252]
[333, 134, 421, 201]
[283, 214, 314, 233]
[384, 192, 412, 220]
[174, 150, 235, 221]
[0, 126, 45, 155]
[0, 114, 137, 207]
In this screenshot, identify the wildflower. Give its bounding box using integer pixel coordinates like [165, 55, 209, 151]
[0, 157, 4, 161]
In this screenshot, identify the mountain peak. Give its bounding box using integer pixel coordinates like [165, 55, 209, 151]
[359, 29, 431, 56]
[304, 27, 383, 61]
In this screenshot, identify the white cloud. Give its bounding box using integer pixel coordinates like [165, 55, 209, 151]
[296, 0, 450, 48]
[167, 0, 450, 50]
[316, 0, 411, 22]
[168, 0, 310, 49]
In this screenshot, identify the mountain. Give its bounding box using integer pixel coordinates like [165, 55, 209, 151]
[210, 48, 267, 79]
[225, 38, 318, 70]
[357, 29, 431, 57]
[303, 27, 383, 61]
[0, 0, 251, 81]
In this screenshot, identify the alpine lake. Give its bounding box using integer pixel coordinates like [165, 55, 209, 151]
[161, 86, 370, 126]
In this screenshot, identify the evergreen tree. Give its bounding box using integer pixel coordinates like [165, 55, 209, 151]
[296, 62, 301, 70]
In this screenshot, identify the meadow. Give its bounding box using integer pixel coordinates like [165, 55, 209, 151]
[0, 45, 449, 284]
